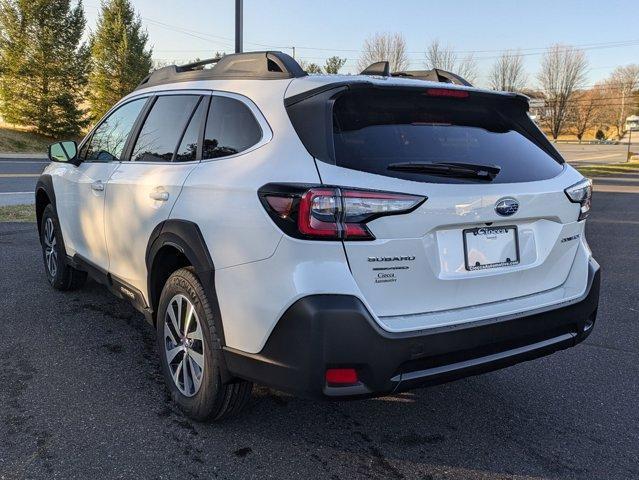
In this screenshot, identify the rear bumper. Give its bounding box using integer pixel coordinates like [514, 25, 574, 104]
[224, 259, 600, 398]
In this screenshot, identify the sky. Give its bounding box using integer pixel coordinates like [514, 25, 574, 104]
[82, 0, 639, 88]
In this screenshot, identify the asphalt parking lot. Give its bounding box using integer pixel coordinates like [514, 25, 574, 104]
[1, 181, 638, 479]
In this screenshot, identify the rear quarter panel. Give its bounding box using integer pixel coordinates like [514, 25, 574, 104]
[169, 81, 322, 270]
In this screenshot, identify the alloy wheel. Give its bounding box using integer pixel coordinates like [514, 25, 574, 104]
[163, 294, 205, 397]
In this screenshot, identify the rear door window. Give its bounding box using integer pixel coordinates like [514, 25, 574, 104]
[330, 89, 563, 184]
[202, 96, 262, 159]
[130, 95, 200, 162]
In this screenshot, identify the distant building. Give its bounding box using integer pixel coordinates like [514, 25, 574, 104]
[520, 90, 547, 124]
[625, 115, 639, 132]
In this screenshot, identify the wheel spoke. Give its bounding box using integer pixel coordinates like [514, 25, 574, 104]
[188, 356, 201, 391]
[176, 297, 183, 335]
[172, 359, 183, 385]
[167, 304, 180, 337]
[189, 350, 204, 369]
[182, 355, 192, 394]
[44, 224, 51, 246]
[164, 322, 178, 346]
[186, 321, 202, 341]
[165, 345, 182, 363]
[45, 218, 54, 245]
[183, 303, 195, 336]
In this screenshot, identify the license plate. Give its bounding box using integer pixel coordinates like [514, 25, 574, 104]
[463, 225, 519, 271]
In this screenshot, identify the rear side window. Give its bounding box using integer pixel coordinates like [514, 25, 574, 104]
[331, 89, 563, 184]
[175, 98, 207, 162]
[202, 96, 261, 159]
[131, 95, 200, 162]
[84, 98, 146, 162]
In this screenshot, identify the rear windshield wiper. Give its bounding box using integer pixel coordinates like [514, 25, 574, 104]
[387, 162, 501, 180]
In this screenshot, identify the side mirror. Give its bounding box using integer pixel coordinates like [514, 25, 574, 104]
[48, 141, 80, 165]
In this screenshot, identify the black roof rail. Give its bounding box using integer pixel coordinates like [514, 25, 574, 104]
[391, 68, 472, 86]
[358, 61, 472, 86]
[175, 57, 222, 72]
[136, 51, 307, 90]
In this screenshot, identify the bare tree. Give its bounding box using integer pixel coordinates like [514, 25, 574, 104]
[568, 88, 603, 142]
[488, 50, 527, 92]
[357, 33, 409, 73]
[424, 40, 478, 84]
[537, 44, 588, 139]
[599, 65, 639, 139]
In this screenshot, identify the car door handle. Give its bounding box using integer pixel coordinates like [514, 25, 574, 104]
[91, 181, 105, 192]
[149, 189, 169, 201]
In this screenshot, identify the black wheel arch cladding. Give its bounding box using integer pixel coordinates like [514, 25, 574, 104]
[145, 220, 225, 344]
[35, 174, 57, 238]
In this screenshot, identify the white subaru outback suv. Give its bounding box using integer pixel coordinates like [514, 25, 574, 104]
[36, 52, 600, 421]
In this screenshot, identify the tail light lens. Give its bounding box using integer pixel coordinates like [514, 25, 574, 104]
[425, 88, 469, 98]
[259, 184, 426, 240]
[565, 178, 592, 220]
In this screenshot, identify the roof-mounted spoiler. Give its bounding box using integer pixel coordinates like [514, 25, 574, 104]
[359, 61, 472, 87]
[360, 61, 390, 77]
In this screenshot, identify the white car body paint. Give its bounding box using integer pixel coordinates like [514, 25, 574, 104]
[42, 72, 596, 356]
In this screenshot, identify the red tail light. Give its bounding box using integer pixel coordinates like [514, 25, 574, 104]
[425, 88, 469, 98]
[259, 184, 426, 241]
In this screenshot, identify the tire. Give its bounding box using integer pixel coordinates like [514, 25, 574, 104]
[156, 267, 252, 421]
[40, 204, 87, 291]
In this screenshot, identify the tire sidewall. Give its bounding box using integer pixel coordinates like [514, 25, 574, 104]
[156, 269, 223, 419]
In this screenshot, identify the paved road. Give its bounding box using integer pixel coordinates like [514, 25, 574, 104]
[1, 178, 638, 479]
[0, 156, 48, 206]
[1, 144, 637, 205]
[0, 144, 637, 205]
[554, 143, 636, 165]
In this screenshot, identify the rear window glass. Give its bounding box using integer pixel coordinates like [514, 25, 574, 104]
[202, 96, 261, 159]
[332, 89, 563, 184]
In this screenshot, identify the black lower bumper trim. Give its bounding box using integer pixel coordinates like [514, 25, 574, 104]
[224, 261, 600, 398]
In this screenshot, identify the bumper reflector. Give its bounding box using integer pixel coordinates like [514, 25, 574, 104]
[325, 368, 358, 385]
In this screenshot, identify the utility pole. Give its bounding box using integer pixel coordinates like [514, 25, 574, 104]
[628, 128, 633, 163]
[291, 46, 295, 59]
[235, 0, 243, 54]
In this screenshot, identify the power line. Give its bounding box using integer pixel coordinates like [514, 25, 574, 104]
[82, 3, 639, 60]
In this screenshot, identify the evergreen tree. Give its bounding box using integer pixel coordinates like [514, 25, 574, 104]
[88, 0, 152, 120]
[0, 0, 89, 137]
[324, 56, 346, 74]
